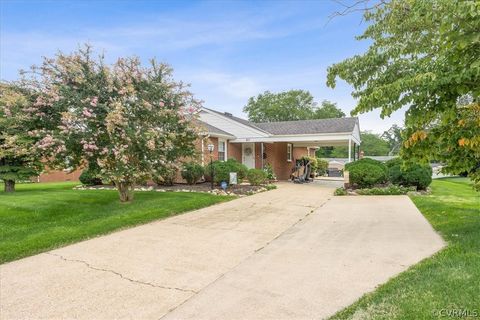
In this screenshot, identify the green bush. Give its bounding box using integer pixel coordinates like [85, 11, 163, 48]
[334, 187, 348, 196]
[356, 185, 416, 195]
[153, 166, 177, 186]
[79, 167, 102, 186]
[181, 162, 204, 185]
[386, 158, 432, 190]
[263, 163, 277, 181]
[205, 158, 248, 185]
[247, 168, 267, 186]
[317, 158, 329, 176]
[345, 158, 388, 188]
[265, 184, 277, 190]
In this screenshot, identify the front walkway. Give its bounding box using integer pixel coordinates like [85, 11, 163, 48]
[0, 183, 444, 319]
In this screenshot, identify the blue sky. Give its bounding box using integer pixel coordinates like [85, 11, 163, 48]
[0, 0, 405, 133]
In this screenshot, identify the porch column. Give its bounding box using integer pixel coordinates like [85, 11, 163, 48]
[348, 137, 352, 163]
[261, 142, 264, 169]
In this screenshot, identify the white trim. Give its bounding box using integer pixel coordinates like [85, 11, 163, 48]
[198, 131, 235, 139]
[231, 132, 357, 143]
[218, 138, 227, 162]
[348, 137, 352, 163]
[200, 108, 269, 138]
[287, 143, 293, 162]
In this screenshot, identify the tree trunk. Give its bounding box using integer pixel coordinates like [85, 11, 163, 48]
[116, 182, 134, 202]
[4, 180, 15, 193]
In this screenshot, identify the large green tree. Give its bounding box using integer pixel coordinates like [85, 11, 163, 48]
[327, 0, 480, 188]
[21, 46, 199, 202]
[317, 131, 390, 158]
[381, 124, 403, 156]
[243, 90, 345, 122]
[0, 84, 41, 192]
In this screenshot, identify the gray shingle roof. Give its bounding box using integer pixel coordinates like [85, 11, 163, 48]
[196, 120, 234, 137]
[253, 118, 358, 135]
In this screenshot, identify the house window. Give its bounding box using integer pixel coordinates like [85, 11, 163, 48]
[287, 143, 293, 162]
[218, 140, 226, 161]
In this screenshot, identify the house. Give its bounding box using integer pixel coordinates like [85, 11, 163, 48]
[196, 108, 361, 180]
[36, 107, 361, 182]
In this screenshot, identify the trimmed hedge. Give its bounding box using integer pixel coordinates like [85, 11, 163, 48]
[181, 162, 204, 185]
[345, 158, 388, 188]
[205, 158, 248, 185]
[247, 168, 267, 186]
[386, 158, 432, 190]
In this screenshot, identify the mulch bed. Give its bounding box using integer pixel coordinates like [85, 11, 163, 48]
[74, 182, 268, 196]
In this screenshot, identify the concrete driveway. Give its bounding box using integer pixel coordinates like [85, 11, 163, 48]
[0, 183, 444, 319]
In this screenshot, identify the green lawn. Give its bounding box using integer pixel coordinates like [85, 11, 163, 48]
[0, 182, 232, 264]
[331, 177, 480, 319]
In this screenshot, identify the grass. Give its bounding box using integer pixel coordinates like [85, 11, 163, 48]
[331, 177, 480, 319]
[0, 182, 233, 264]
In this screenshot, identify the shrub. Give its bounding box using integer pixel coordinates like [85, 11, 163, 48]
[181, 162, 204, 185]
[263, 163, 277, 181]
[79, 166, 102, 186]
[153, 167, 177, 186]
[334, 187, 348, 196]
[356, 185, 416, 195]
[345, 158, 388, 188]
[205, 158, 248, 185]
[265, 184, 277, 190]
[317, 158, 329, 176]
[247, 168, 267, 186]
[386, 158, 432, 190]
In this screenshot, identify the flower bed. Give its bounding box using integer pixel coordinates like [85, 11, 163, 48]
[74, 182, 277, 196]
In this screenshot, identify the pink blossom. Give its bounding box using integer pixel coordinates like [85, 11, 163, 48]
[90, 96, 98, 107]
[82, 108, 93, 118]
[159, 101, 165, 107]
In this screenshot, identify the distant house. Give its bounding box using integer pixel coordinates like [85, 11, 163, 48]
[37, 107, 361, 182]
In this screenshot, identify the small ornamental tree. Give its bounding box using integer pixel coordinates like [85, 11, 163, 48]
[0, 83, 41, 192]
[22, 46, 200, 202]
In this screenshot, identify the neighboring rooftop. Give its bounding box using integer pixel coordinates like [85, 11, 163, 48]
[254, 118, 358, 135]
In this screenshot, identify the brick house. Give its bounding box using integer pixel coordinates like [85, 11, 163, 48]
[196, 108, 361, 180]
[37, 107, 361, 182]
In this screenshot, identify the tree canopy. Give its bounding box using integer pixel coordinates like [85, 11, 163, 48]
[0, 83, 41, 192]
[243, 90, 345, 122]
[21, 46, 200, 201]
[327, 0, 480, 188]
[316, 131, 390, 158]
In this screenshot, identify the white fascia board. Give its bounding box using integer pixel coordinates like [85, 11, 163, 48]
[198, 131, 236, 139]
[230, 132, 355, 143]
[199, 108, 270, 138]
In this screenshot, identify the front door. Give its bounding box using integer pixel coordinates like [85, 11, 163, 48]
[242, 143, 255, 169]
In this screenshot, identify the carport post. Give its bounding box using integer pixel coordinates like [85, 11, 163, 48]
[348, 137, 352, 163]
[261, 142, 264, 169]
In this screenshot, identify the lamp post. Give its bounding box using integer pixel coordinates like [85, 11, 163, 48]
[207, 144, 214, 190]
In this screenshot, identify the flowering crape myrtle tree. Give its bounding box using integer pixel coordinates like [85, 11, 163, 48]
[0, 83, 42, 192]
[23, 46, 200, 202]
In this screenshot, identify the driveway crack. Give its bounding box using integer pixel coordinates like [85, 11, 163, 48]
[45, 252, 197, 294]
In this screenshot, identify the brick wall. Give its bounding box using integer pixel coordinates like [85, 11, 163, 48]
[37, 168, 82, 183]
[227, 142, 242, 162]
